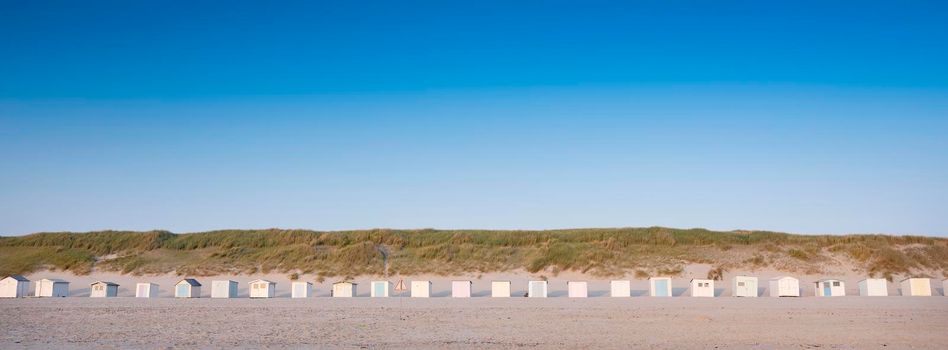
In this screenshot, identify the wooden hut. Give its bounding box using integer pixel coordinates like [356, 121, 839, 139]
[814, 279, 846, 297]
[332, 282, 357, 297]
[769, 277, 800, 297]
[35, 278, 70, 298]
[900, 278, 931, 296]
[175, 279, 202, 298]
[0, 275, 29, 298]
[528, 280, 548, 298]
[211, 280, 238, 298]
[491, 281, 511, 298]
[857, 278, 888, 296]
[135, 283, 158, 298]
[610, 280, 631, 297]
[567, 281, 588, 298]
[733, 276, 758, 297]
[90, 281, 119, 298]
[452, 280, 472, 298]
[292, 281, 313, 298]
[649, 277, 672, 297]
[411, 280, 432, 298]
[690, 279, 714, 297]
[249, 279, 276, 298]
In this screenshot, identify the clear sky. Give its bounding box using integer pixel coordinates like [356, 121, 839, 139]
[1, 1, 946, 236]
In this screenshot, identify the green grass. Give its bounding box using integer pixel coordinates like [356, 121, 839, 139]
[0, 227, 946, 278]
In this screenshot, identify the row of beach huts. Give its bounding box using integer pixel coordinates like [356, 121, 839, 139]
[1, 275, 945, 298]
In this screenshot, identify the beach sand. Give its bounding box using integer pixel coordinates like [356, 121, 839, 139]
[2, 296, 947, 349]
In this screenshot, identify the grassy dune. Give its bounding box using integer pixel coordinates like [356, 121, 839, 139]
[1, 228, 946, 280]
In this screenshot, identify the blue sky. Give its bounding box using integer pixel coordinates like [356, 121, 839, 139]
[1, 1, 947, 235]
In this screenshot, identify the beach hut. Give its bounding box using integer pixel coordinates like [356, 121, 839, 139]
[370, 281, 390, 297]
[899, 278, 931, 296]
[567, 281, 588, 298]
[35, 278, 69, 298]
[411, 280, 432, 298]
[491, 281, 511, 298]
[769, 277, 800, 297]
[690, 279, 714, 297]
[175, 279, 202, 298]
[0, 275, 30, 298]
[135, 283, 158, 298]
[610, 280, 631, 297]
[649, 277, 672, 297]
[452, 280, 472, 298]
[733, 276, 758, 297]
[857, 278, 888, 296]
[814, 279, 846, 297]
[211, 280, 238, 298]
[332, 282, 357, 297]
[249, 279, 276, 298]
[90, 281, 119, 298]
[292, 281, 313, 298]
[528, 280, 548, 298]
[943, 279, 947, 297]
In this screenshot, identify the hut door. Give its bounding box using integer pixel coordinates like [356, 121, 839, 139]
[294, 284, 304, 297]
[137, 285, 147, 296]
[655, 280, 669, 296]
[374, 283, 385, 296]
[530, 282, 544, 297]
[176, 284, 188, 297]
[823, 282, 832, 296]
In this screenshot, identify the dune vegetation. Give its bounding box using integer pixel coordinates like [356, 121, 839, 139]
[1, 228, 946, 280]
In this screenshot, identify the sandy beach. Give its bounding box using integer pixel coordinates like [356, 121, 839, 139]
[2, 296, 946, 349]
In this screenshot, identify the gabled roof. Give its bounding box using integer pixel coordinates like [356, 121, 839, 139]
[690, 278, 713, 282]
[91, 281, 119, 286]
[250, 279, 275, 284]
[332, 281, 357, 285]
[815, 279, 842, 282]
[900, 277, 929, 282]
[291, 281, 313, 285]
[4, 275, 29, 282]
[177, 279, 202, 286]
[39, 278, 69, 283]
[770, 276, 798, 281]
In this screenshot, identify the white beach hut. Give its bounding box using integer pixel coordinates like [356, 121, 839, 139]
[690, 279, 714, 297]
[211, 280, 238, 298]
[491, 281, 511, 298]
[528, 280, 548, 298]
[649, 277, 673, 297]
[90, 281, 119, 298]
[370, 281, 390, 297]
[899, 278, 931, 296]
[610, 280, 631, 297]
[292, 281, 313, 298]
[567, 281, 588, 298]
[814, 279, 846, 297]
[332, 282, 357, 297]
[411, 280, 432, 298]
[175, 279, 202, 298]
[135, 283, 158, 298]
[857, 278, 888, 296]
[769, 277, 800, 297]
[733, 276, 758, 297]
[0, 275, 30, 298]
[249, 279, 276, 298]
[35, 278, 70, 297]
[452, 280, 472, 298]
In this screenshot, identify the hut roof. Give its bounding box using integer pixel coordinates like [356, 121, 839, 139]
[900, 277, 927, 282]
[5, 275, 29, 282]
[91, 281, 119, 286]
[39, 278, 69, 283]
[177, 279, 202, 286]
[250, 279, 275, 285]
[333, 281, 357, 285]
[690, 278, 712, 282]
[771, 276, 797, 281]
